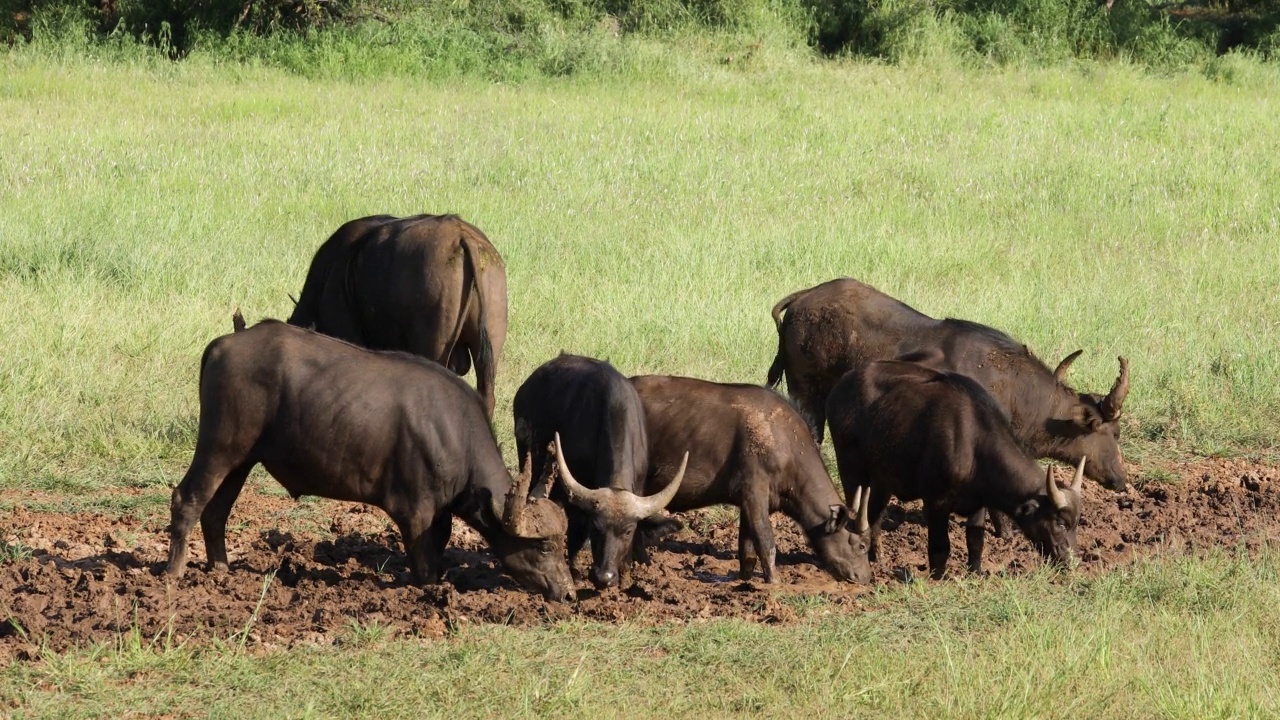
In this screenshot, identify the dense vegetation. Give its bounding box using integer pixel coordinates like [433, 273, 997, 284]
[4, 0, 1280, 76]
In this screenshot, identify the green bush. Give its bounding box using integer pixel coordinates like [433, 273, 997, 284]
[5, 0, 1280, 70]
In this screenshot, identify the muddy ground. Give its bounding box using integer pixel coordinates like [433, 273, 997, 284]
[2, 458, 1278, 659]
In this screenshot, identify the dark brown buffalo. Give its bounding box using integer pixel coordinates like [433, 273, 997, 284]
[827, 359, 1086, 579]
[288, 214, 508, 417]
[165, 320, 576, 602]
[630, 375, 873, 584]
[767, 278, 1129, 491]
[512, 354, 686, 589]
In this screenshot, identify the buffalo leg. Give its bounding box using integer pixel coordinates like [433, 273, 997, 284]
[739, 489, 777, 583]
[989, 509, 1015, 539]
[865, 487, 892, 564]
[964, 509, 987, 576]
[393, 513, 438, 586]
[632, 515, 681, 565]
[167, 455, 253, 578]
[566, 509, 591, 581]
[832, 445, 877, 558]
[200, 462, 254, 573]
[924, 504, 952, 581]
[425, 512, 453, 579]
[567, 511, 590, 565]
[737, 512, 758, 581]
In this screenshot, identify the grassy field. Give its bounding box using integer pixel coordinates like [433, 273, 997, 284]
[2, 57, 1277, 497]
[2, 54, 1280, 715]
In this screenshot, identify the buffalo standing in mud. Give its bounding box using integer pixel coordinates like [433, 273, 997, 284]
[630, 375, 873, 584]
[288, 214, 508, 417]
[767, 278, 1129, 490]
[513, 354, 687, 589]
[165, 320, 576, 602]
[827, 359, 1086, 579]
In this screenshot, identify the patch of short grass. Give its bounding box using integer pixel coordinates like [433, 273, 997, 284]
[0, 539, 34, 564]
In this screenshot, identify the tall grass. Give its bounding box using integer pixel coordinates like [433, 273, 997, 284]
[0, 59, 1278, 494]
[7, 0, 1280, 74]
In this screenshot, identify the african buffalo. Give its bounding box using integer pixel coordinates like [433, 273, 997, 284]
[827, 359, 1086, 579]
[165, 320, 576, 602]
[512, 354, 686, 589]
[767, 278, 1129, 491]
[288, 214, 507, 417]
[630, 375, 873, 584]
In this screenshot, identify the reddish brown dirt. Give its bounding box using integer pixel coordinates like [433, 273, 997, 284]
[2, 458, 1278, 660]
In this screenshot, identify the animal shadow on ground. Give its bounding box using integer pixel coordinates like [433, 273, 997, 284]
[5, 459, 1280, 658]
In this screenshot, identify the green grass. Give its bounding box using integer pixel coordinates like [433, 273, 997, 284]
[1, 58, 1278, 495]
[5, 549, 1280, 717]
[2, 53, 1280, 717]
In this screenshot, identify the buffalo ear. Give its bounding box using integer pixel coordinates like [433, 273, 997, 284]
[1013, 499, 1040, 518]
[1074, 404, 1103, 432]
[635, 515, 683, 550]
[825, 504, 851, 534]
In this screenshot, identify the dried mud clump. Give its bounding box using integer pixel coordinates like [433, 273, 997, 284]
[1, 458, 1278, 658]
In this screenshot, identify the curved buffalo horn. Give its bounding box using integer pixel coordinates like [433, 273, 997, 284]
[498, 454, 536, 535]
[1053, 350, 1084, 381]
[1071, 456, 1086, 494]
[553, 433, 615, 509]
[637, 451, 688, 518]
[1046, 464, 1069, 511]
[857, 487, 871, 534]
[553, 433, 686, 521]
[1100, 356, 1130, 420]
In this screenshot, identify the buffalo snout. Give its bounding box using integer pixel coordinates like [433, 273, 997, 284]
[548, 585, 578, 603]
[588, 567, 618, 589]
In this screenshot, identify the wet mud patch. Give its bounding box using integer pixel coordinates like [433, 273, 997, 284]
[2, 458, 1278, 658]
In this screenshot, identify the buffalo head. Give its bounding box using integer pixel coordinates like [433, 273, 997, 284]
[808, 486, 873, 584]
[1050, 355, 1130, 491]
[487, 457, 576, 602]
[1013, 458, 1085, 566]
[552, 433, 687, 589]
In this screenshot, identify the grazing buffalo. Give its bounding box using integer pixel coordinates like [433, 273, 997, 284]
[165, 320, 576, 602]
[630, 375, 873, 584]
[288, 214, 508, 417]
[767, 277, 1129, 491]
[827, 359, 1086, 579]
[512, 354, 687, 589]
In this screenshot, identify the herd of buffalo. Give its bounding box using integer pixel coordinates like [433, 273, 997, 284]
[164, 213, 1131, 602]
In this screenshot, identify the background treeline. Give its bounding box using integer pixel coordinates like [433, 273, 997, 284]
[2, 0, 1279, 76]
